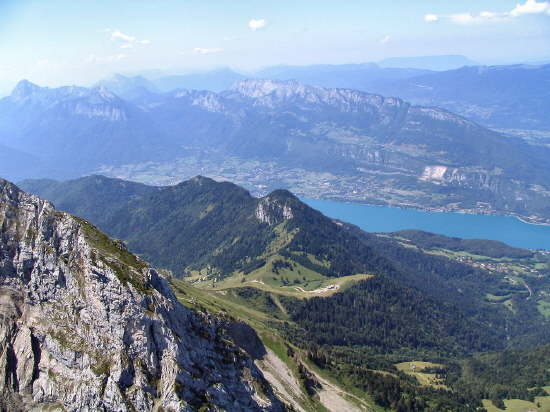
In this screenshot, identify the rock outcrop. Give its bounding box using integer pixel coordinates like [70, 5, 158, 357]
[255, 192, 295, 226]
[0, 178, 283, 411]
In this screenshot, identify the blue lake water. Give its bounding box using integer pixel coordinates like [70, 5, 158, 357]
[303, 198, 550, 250]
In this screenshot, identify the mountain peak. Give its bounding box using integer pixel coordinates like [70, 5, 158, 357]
[265, 188, 298, 201]
[188, 175, 215, 185]
[0, 176, 49, 209]
[0, 177, 21, 200]
[0, 176, 13, 190]
[110, 73, 131, 81]
[92, 85, 118, 100]
[11, 79, 41, 100]
[95, 73, 158, 101]
[104, 72, 153, 86]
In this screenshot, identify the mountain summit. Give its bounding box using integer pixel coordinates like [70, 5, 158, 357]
[96, 73, 159, 102]
[10, 79, 42, 101]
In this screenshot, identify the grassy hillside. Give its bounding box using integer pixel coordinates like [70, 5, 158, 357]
[20, 175, 401, 280]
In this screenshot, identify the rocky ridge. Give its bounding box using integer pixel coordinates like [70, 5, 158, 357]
[229, 79, 411, 115]
[0, 178, 283, 411]
[9, 80, 127, 121]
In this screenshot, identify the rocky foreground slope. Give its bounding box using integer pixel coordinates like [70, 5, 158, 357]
[0, 178, 283, 411]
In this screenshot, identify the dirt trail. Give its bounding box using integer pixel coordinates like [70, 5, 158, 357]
[294, 284, 340, 294]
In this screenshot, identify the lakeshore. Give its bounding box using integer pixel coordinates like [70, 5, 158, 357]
[303, 198, 550, 251]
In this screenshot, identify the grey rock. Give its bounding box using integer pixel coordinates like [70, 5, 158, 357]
[0, 178, 284, 411]
[255, 195, 294, 226]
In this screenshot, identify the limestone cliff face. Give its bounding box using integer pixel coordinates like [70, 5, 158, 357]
[0, 178, 283, 412]
[255, 193, 295, 226]
[419, 165, 504, 192]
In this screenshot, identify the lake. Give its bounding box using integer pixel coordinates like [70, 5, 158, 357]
[303, 198, 550, 250]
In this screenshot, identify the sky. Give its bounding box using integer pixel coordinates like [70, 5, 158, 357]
[0, 0, 549, 93]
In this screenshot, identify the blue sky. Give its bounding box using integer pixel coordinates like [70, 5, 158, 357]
[1, 0, 549, 93]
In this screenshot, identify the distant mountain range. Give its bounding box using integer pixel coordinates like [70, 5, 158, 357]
[249, 63, 550, 130]
[378, 54, 479, 71]
[108, 61, 550, 130]
[120, 55, 476, 94]
[253, 63, 431, 92]
[0, 79, 182, 179]
[100, 54, 478, 94]
[2, 75, 550, 223]
[369, 64, 550, 130]
[152, 68, 247, 93]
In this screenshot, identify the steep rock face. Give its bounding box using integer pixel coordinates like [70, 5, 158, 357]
[0, 178, 283, 412]
[255, 192, 295, 226]
[420, 165, 503, 190]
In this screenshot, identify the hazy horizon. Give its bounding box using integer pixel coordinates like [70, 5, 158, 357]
[1, 0, 550, 94]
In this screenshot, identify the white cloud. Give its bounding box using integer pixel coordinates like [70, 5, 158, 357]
[424, 0, 550, 24]
[380, 35, 391, 44]
[87, 54, 127, 64]
[425, 11, 507, 25]
[424, 13, 439, 22]
[110, 30, 135, 42]
[510, 0, 550, 16]
[450, 13, 474, 24]
[193, 47, 224, 55]
[248, 18, 267, 31]
[452, 11, 508, 24]
[103, 29, 151, 48]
